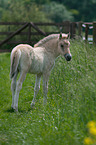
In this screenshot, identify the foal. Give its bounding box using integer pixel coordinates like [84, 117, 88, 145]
[10, 33, 72, 111]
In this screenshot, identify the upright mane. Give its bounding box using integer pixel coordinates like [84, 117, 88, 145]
[34, 33, 68, 47]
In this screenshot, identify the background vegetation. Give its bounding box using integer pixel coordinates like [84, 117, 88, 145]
[0, 41, 96, 145]
[0, 0, 96, 22]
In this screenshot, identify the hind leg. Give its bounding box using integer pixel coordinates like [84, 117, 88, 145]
[11, 71, 18, 109]
[13, 71, 27, 112]
[31, 74, 41, 107]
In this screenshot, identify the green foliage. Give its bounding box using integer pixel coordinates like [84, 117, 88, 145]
[1, 0, 49, 22]
[61, 0, 96, 21]
[0, 0, 96, 22]
[0, 41, 96, 144]
[32, 0, 50, 4]
[43, 2, 74, 22]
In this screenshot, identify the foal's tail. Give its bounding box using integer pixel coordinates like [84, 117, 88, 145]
[10, 48, 21, 79]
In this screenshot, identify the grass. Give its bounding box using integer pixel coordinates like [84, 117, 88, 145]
[0, 40, 96, 145]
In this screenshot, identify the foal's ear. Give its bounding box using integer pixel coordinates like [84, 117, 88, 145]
[59, 33, 62, 40]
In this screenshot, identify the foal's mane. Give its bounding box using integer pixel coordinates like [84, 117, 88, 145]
[34, 33, 68, 47]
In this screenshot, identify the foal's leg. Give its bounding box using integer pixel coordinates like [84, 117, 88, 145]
[31, 74, 41, 107]
[13, 71, 27, 112]
[43, 73, 49, 104]
[11, 71, 18, 109]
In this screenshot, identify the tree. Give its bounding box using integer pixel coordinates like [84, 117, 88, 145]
[1, 0, 49, 22]
[0, 0, 96, 22]
[43, 2, 74, 23]
[60, 0, 96, 21]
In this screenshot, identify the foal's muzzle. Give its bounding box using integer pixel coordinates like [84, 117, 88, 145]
[64, 53, 72, 61]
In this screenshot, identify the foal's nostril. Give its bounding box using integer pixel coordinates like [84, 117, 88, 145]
[66, 55, 72, 61]
[64, 54, 72, 61]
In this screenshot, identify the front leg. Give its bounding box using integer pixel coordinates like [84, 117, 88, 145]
[43, 73, 49, 104]
[31, 74, 41, 107]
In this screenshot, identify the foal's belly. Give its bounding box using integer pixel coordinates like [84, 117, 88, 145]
[29, 59, 44, 74]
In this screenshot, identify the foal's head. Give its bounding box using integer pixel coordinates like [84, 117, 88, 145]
[58, 33, 72, 61]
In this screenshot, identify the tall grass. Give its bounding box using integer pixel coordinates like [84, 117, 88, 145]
[0, 40, 96, 145]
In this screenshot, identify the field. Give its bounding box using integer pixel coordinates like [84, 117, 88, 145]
[0, 40, 96, 145]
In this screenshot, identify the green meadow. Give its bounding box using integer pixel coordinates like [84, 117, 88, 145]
[0, 40, 96, 145]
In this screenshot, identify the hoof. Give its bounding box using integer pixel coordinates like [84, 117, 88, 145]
[31, 102, 35, 108]
[11, 106, 18, 112]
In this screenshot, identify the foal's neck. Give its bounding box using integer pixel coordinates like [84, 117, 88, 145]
[42, 38, 59, 58]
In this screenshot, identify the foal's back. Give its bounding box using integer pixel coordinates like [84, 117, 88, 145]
[11, 44, 54, 75]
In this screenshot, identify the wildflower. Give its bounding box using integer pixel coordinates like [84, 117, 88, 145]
[89, 127, 96, 136]
[84, 121, 96, 145]
[84, 137, 93, 145]
[55, 126, 58, 130]
[87, 121, 96, 129]
[87, 121, 96, 136]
